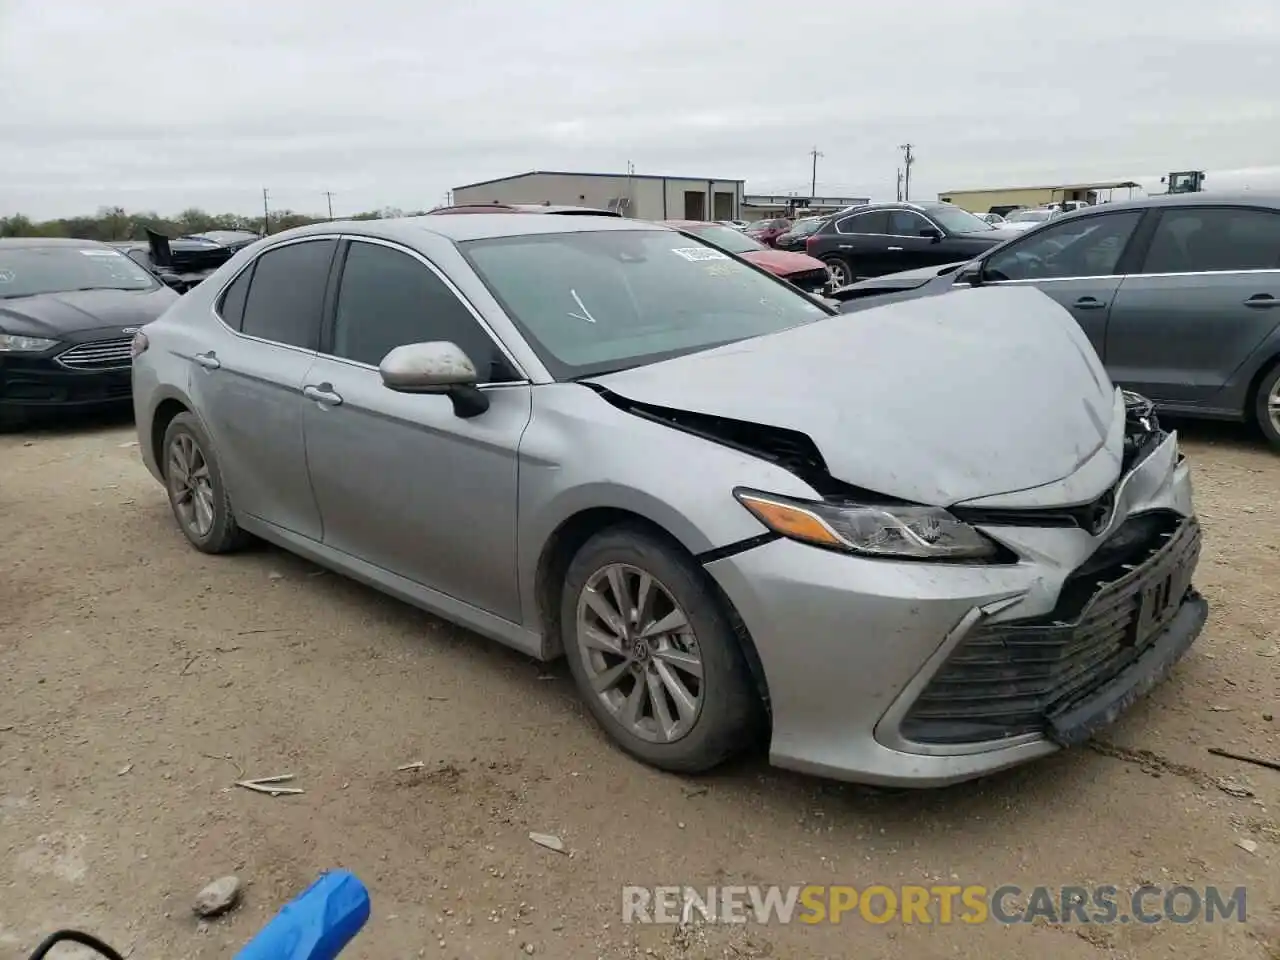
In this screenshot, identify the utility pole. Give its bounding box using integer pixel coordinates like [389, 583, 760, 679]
[324, 191, 335, 219]
[261, 188, 270, 235]
[809, 147, 823, 198]
[898, 144, 915, 201]
[896, 168, 903, 202]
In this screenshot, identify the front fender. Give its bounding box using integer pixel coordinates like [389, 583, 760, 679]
[515, 384, 820, 634]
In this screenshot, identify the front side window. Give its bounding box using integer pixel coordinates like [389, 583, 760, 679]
[331, 241, 517, 381]
[239, 239, 336, 349]
[0, 245, 158, 299]
[1141, 207, 1280, 274]
[983, 211, 1143, 282]
[836, 211, 889, 235]
[887, 211, 933, 236]
[461, 229, 829, 378]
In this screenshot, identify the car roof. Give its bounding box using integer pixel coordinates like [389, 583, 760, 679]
[276, 213, 673, 244]
[0, 237, 112, 249]
[427, 203, 620, 217]
[1054, 191, 1280, 215]
[663, 219, 715, 228]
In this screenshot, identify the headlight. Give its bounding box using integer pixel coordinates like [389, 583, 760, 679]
[735, 489, 1001, 560]
[0, 333, 59, 352]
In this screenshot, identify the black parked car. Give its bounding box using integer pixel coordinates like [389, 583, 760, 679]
[773, 216, 827, 252]
[110, 230, 255, 293]
[834, 193, 1280, 450]
[0, 238, 179, 429]
[805, 201, 1017, 286]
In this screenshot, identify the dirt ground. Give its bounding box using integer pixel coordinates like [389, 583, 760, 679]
[1, 413, 1277, 960]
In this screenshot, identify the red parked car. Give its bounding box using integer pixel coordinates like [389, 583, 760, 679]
[663, 220, 831, 295]
[744, 217, 794, 247]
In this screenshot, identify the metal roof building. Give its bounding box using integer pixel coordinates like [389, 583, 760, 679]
[451, 170, 745, 222]
[938, 180, 1141, 214]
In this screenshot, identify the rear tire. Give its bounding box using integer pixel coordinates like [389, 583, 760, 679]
[162, 412, 251, 553]
[822, 255, 854, 288]
[560, 525, 762, 774]
[1253, 363, 1280, 452]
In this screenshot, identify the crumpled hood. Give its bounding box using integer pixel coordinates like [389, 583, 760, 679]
[0, 287, 177, 338]
[588, 286, 1117, 506]
[741, 248, 826, 277]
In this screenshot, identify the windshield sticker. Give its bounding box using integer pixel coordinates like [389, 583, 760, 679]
[0, 269, 13, 283]
[79, 248, 121, 257]
[671, 246, 728, 262]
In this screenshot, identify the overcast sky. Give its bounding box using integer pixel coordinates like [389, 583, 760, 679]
[2, 0, 1278, 219]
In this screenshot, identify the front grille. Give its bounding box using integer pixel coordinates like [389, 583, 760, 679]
[786, 267, 830, 291]
[55, 338, 134, 371]
[900, 512, 1200, 745]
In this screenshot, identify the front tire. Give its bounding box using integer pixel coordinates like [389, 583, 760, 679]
[162, 412, 250, 553]
[560, 525, 762, 773]
[822, 255, 854, 288]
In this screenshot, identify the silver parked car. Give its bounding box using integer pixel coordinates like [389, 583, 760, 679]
[131, 214, 1206, 787]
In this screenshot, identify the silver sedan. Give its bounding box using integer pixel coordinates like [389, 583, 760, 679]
[130, 214, 1206, 787]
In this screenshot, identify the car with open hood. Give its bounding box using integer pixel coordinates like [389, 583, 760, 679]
[663, 219, 831, 294]
[131, 213, 1205, 787]
[1, 238, 179, 429]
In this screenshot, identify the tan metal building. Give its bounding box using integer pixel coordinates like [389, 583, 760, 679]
[938, 180, 1140, 215]
[451, 170, 745, 221]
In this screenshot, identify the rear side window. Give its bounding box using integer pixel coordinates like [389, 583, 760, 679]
[216, 264, 253, 331]
[1142, 207, 1280, 274]
[239, 239, 336, 349]
[837, 211, 889, 235]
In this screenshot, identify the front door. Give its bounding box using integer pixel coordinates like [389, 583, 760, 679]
[977, 209, 1146, 359]
[1105, 205, 1280, 405]
[188, 238, 337, 539]
[301, 238, 531, 622]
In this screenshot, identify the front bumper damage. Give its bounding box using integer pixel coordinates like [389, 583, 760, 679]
[705, 429, 1204, 787]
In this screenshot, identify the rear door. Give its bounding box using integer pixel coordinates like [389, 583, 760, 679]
[1104, 205, 1280, 405]
[301, 237, 531, 622]
[190, 237, 336, 540]
[825, 210, 892, 280]
[977, 210, 1146, 358]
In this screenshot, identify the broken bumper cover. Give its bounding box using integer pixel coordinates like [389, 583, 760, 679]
[704, 433, 1203, 787]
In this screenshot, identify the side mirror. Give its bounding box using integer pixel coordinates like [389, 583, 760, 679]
[379, 341, 490, 418]
[955, 262, 983, 286]
[920, 227, 943, 242]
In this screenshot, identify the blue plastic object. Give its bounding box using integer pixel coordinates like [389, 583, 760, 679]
[235, 870, 370, 960]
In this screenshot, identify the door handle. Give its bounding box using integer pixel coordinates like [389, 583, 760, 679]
[886, 246, 904, 252]
[1072, 297, 1106, 310]
[194, 351, 221, 369]
[837, 244, 852, 250]
[302, 384, 343, 406]
[1243, 294, 1280, 308]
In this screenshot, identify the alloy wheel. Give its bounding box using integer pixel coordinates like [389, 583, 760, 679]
[574, 563, 704, 744]
[168, 433, 215, 539]
[824, 258, 852, 287]
[1269, 379, 1280, 436]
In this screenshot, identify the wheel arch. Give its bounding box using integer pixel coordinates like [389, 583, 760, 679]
[147, 391, 195, 477]
[1243, 351, 1280, 427]
[532, 506, 773, 718]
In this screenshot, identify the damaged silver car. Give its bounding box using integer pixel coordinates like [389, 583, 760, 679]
[131, 214, 1207, 787]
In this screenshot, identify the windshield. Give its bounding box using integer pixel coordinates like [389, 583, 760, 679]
[1008, 209, 1052, 223]
[682, 223, 767, 255]
[461, 229, 829, 378]
[0, 245, 157, 298]
[926, 205, 994, 233]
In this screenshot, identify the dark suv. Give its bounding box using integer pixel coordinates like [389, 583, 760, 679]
[834, 193, 1280, 450]
[806, 201, 1016, 286]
